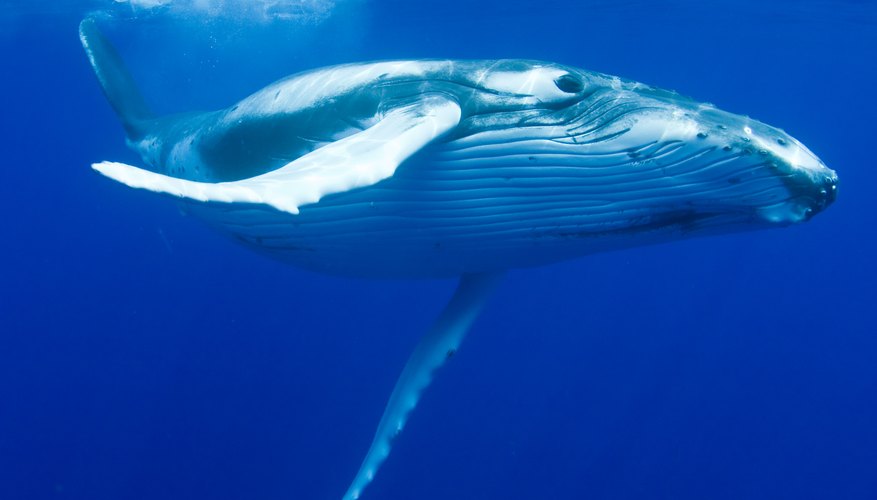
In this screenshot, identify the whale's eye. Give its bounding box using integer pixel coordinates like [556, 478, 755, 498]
[554, 74, 584, 93]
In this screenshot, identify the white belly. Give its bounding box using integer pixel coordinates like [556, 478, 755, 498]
[190, 127, 781, 278]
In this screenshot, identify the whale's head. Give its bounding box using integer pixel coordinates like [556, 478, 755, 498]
[453, 62, 838, 241]
[623, 90, 840, 227]
[702, 110, 838, 225]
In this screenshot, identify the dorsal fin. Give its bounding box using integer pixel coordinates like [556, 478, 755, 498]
[79, 18, 153, 139]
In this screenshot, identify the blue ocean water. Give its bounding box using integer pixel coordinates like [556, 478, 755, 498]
[1, 1, 875, 499]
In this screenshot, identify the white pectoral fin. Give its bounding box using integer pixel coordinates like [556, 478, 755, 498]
[92, 95, 462, 214]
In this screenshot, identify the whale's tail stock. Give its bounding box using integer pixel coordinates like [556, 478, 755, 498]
[79, 18, 153, 139]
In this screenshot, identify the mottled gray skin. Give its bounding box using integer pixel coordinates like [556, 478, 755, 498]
[137, 61, 585, 180]
[123, 60, 837, 278]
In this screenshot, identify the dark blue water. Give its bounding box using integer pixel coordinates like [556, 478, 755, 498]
[2, 1, 875, 499]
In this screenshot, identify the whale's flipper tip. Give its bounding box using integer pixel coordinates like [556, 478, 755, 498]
[79, 18, 153, 139]
[92, 161, 302, 214]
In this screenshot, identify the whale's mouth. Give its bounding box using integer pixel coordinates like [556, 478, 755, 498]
[549, 209, 738, 239]
[438, 85, 839, 236]
[542, 205, 781, 243]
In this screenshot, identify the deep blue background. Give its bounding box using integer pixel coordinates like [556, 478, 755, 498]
[1, 1, 875, 499]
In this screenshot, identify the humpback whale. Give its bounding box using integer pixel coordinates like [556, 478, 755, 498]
[80, 18, 837, 500]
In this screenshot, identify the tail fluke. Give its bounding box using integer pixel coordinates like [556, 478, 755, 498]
[79, 18, 153, 138]
[343, 273, 503, 500]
